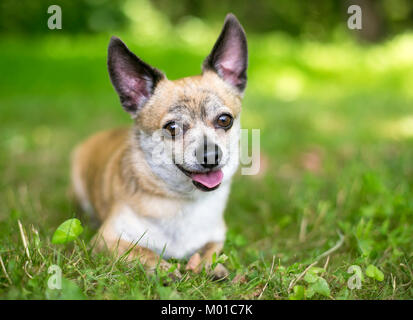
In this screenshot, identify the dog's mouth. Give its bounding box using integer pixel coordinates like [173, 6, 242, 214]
[176, 165, 223, 192]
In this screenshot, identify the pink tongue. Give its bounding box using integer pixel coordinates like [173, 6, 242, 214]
[192, 170, 224, 189]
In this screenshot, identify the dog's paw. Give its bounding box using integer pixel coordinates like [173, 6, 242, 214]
[161, 261, 182, 280]
[211, 263, 229, 280]
[185, 253, 202, 273]
[185, 253, 229, 280]
[148, 261, 182, 280]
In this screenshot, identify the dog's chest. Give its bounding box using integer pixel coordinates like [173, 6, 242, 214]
[113, 185, 230, 259]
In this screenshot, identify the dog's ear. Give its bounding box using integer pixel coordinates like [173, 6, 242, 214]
[108, 37, 165, 116]
[203, 13, 248, 93]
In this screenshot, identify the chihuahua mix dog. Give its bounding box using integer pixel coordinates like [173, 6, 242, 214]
[71, 13, 247, 279]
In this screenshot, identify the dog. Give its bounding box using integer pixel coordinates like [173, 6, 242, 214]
[71, 13, 248, 279]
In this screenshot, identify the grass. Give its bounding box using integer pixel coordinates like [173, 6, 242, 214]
[0, 30, 412, 300]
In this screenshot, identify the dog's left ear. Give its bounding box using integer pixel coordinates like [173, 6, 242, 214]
[203, 13, 248, 93]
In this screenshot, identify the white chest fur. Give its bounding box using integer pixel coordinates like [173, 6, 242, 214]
[113, 184, 230, 259]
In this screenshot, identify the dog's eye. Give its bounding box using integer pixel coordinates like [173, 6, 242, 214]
[163, 121, 182, 138]
[216, 114, 233, 129]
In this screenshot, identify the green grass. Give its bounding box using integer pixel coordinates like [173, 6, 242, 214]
[0, 32, 412, 300]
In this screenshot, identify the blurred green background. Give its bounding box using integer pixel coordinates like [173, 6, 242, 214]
[2, 0, 413, 41]
[0, 0, 412, 299]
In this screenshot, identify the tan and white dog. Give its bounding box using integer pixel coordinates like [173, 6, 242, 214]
[71, 14, 248, 279]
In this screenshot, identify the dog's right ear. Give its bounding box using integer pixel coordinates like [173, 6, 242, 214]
[107, 37, 165, 116]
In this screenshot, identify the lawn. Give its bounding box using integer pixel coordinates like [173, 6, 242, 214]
[0, 30, 412, 299]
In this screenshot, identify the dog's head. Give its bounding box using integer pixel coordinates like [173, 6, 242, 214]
[108, 14, 247, 194]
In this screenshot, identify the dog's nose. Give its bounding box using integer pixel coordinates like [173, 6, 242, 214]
[196, 142, 222, 169]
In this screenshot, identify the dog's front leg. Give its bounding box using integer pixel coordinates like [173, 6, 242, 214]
[186, 242, 229, 280]
[92, 224, 182, 280]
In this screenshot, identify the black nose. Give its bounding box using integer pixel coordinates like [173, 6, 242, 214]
[196, 142, 222, 169]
